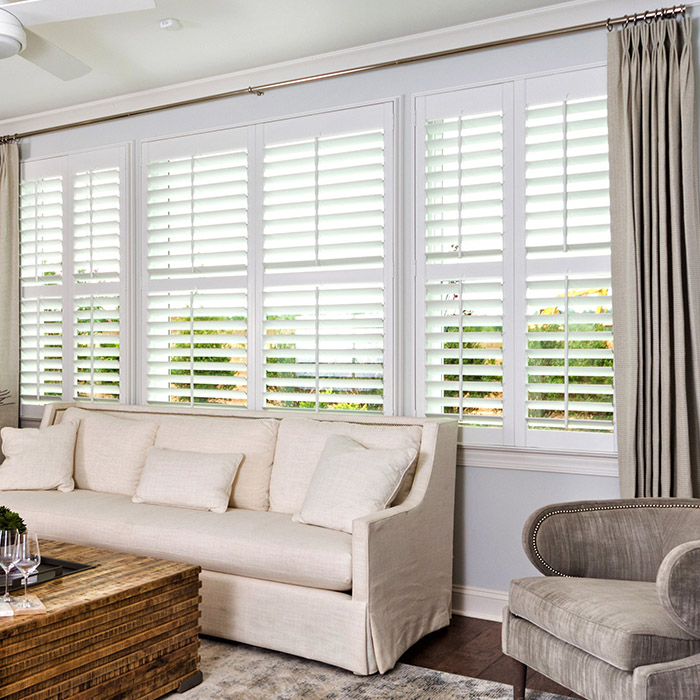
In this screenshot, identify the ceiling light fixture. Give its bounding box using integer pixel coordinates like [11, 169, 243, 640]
[159, 18, 181, 31]
[0, 13, 26, 59]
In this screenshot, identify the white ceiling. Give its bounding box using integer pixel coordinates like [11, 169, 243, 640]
[1, 0, 578, 121]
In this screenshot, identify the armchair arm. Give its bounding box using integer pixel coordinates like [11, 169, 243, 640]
[657, 540, 700, 637]
[523, 499, 700, 581]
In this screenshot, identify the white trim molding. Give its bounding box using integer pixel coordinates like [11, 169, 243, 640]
[458, 444, 618, 478]
[452, 585, 509, 622]
[1, 0, 688, 136]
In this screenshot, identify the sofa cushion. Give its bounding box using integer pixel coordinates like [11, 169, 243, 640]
[133, 447, 243, 513]
[62, 408, 158, 496]
[0, 420, 78, 492]
[510, 577, 700, 671]
[1, 490, 352, 591]
[269, 418, 422, 515]
[292, 435, 417, 533]
[153, 415, 279, 511]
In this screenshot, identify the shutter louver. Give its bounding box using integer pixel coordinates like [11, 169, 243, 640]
[263, 284, 384, 411]
[20, 297, 63, 404]
[425, 278, 503, 426]
[526, 276, 614, 432]
[263, 130, 384, 274]
[424, 112, 504, 264]
[421, 92, 505, 435]
[524, 93, 613, 437]
[74, 294, 121, 401]
[525, 97, 610, 259]
[147, 289, 247, 406]
[147, 150, 248, 280]
[145, 134, 249, 408]
[73, 167, 121, 282]
[262, 107, 390, 414]
[20, 176, 63, 285]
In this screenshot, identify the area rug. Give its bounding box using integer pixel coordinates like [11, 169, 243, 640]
[168, 637, 567, 699]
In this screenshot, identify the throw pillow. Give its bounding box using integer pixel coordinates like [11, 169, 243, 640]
[62, 407, 159, 496]
[133, 446, 243, 513]
[292, 435, 417, 533]
[0, 421, 79, 492]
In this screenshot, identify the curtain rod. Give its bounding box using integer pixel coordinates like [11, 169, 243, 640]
[2, 4, 687, 142]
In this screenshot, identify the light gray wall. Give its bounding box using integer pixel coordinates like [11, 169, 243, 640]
[455, 467, 620, 591]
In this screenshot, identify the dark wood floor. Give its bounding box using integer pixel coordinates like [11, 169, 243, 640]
[399, 615, 584, 699]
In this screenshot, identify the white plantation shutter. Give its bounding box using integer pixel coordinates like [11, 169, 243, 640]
[147, 289, 247, 405]
[425, 278, 503, 426]
[418, 67, 614, 451]
[263, 284, 384, 410]
[525, 276, 613, 432]
[523, 69, 614, 449]
[417, 84, 507, 441]
[424, 112, 505, 264]
[147, 149, 248, 280]
[143, 128, 249, 407]
[73, 167, 121, 283]
[263, 130, 385, 273]
[73, 294, 121, 401]
[262, 103, 393, 413]
[20, 175, 63, 286]
[19, 148, 127, 412]
[19, 296, 63, 404]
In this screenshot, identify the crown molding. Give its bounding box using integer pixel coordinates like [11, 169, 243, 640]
[3, 0, 693, 136]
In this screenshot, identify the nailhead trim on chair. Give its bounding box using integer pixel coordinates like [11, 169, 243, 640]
[531, 502, 700, 577]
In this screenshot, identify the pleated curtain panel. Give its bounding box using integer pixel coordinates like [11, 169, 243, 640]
[0, 142, 19, 460]
[608, 16, 700, 497]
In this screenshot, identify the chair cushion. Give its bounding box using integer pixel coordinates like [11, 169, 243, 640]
[269, 418, 422, 514]
[1, 490, 352, 591]
[510, 577, 700, 671]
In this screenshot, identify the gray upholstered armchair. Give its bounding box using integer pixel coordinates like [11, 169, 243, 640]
[502, 499, 700, 700]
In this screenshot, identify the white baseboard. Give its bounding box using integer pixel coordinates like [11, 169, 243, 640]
[452, 585, 508, 622]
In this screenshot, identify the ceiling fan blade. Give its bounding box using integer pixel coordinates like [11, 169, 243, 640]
[20, 28, 90, 80]
[0, 0, 155, 26]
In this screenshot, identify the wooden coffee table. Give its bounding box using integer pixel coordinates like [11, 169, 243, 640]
[0, 540, 202, 700]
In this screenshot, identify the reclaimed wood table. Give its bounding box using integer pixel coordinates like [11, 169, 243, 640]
[0, 540, 202, 700]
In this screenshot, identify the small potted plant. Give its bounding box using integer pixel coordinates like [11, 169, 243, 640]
[0, 506, 26, 533]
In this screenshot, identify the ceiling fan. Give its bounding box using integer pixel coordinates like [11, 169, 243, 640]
[0, 0, 156, 80]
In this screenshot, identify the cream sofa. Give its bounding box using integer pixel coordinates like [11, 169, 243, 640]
[1, 402, 458, 675]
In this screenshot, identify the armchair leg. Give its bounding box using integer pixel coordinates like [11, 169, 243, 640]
[512, 658, 527, 700]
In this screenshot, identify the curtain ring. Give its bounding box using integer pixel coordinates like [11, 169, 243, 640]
[645, 11, 653, 24]
[606, 17, 613, 31]
[623, 15, 630, 28]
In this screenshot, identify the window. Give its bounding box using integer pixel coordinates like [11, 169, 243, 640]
[416, 67, 614, 451]
[18, 68, 613, 455]
[20, 147, 127, 408]
[143, 129, 249, 407]
[261, 104, 393, 412]
[141, 103, 394, 413]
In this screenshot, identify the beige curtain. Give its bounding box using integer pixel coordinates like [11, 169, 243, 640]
[608, 17, 700, 497]
[0, 142, 19, 459]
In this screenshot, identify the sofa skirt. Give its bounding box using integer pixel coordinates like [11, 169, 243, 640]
[201, 570, 377, 675]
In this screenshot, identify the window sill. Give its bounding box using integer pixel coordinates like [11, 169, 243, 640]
[457, 444, 618, 477]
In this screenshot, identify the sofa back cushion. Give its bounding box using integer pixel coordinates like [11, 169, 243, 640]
[154, 415, 279, 510]
[63, 407, 158, 496]
[269, 418, 422, 515]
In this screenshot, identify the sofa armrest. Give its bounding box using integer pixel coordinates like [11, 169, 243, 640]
[523, 499, 700, 580]
[657, 540, 700, 637]
[351, 418, 457, 673]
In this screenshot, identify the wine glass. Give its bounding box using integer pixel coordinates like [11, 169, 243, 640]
[0, 530, 19, 603]
[13, 533, 41, 609]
